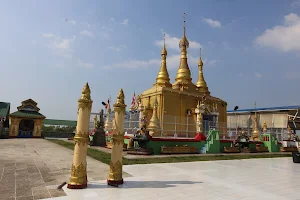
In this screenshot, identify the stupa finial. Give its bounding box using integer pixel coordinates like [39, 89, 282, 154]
[196, 48, 210, 94]
[155, 33, 171, 87]
[173, 13, 193, 89]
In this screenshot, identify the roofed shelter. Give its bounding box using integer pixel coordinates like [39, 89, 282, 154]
[9, 99, 45, 138]
[227, 105, 300, 140]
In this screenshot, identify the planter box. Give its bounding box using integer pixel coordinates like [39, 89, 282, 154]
[160, 146, 199, 154]
[127, 148, 153, 155]
[223, 146, 240, 153]
[280, 147, 298, 152]
[256, 146, 269, 152]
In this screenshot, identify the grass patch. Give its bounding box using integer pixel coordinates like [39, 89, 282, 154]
[47, 139, 291, 165]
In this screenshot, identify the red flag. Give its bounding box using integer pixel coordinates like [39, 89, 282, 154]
[131, 92, 136, 108]
[105, 99, 109, 109]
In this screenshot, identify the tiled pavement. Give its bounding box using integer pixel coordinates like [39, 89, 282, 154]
[1, 139, 300, 200]
[49, 157, 300, 200]
[0, 139, 121, 200]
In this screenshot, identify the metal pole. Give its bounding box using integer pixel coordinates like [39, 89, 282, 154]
[186, 114, 189, 138]
[161, 109, 164, 137]
[235, 113, 238, 138]
[174, 116, 177, 136]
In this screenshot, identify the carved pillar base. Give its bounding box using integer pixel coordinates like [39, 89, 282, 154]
[107, 134, 124, 186]
[107, 160, 123, 185]
[67, 163, 88, 189]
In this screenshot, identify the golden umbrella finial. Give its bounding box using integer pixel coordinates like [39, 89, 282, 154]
[179, 13, 189, 48]
[183, 13, 187, 36]
[161, 33, 167, 55]
[198, 48, 203, 66]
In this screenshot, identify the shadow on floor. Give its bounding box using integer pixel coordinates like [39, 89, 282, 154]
[87, 180, 202, 189]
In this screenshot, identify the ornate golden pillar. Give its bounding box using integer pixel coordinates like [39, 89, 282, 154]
[9, 117, 20, 137]
[35, 119, 43, 137]
[68, 83, 93, 189]
[107, 89, 126, 186]
[33, 119, 38, 137]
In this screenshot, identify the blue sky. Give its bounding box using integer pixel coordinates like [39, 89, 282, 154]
[1, 0, 300, 120]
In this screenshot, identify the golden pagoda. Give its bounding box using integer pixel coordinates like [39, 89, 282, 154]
[138, 13, 227, 137]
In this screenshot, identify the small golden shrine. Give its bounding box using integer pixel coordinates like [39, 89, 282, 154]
[251, 112, 260, 140]
[137, 14, 227, 137]
[9, 99, 45, 138]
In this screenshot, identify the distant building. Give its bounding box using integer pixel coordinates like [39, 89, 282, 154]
[0, 102, 10, 132]
[9, 99, 46, 138]
[227, 105, 300, 140]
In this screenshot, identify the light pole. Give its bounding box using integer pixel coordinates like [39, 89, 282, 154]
[234, 106, 239, 139]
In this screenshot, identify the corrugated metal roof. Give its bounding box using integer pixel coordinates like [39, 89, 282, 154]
[43, 119, 77, 126]
[227, 105, 300, 113]
[0, 102, 10, 117]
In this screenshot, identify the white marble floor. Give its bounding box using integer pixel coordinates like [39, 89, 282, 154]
[46, 157, 300, 200]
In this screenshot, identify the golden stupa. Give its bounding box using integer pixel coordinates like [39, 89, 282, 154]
[138, 13, 227, 137]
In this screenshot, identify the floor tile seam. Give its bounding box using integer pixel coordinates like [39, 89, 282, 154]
[32, 154, 52, 198]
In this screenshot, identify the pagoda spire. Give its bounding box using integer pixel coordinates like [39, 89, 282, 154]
[155, 33, 171, 87]
[173, 13, 193, 88]
[196, 48, 210, 95]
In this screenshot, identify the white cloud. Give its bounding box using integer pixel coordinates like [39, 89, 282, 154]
[121, 19, 129, 25]
[78, 60, 94, 69]
[254, 13, 300, 52]
[108, 45, 127, 52]
[65, 19, 76, 25]
[103, 54, 216, 70]
[202, 17, 222, 28]
[110, 17, 115, 22]
[155, 32, 201, 50]
[255, 73, 262, 78]
[80, 30, 94, 37]
[42, 33, 75, 57]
